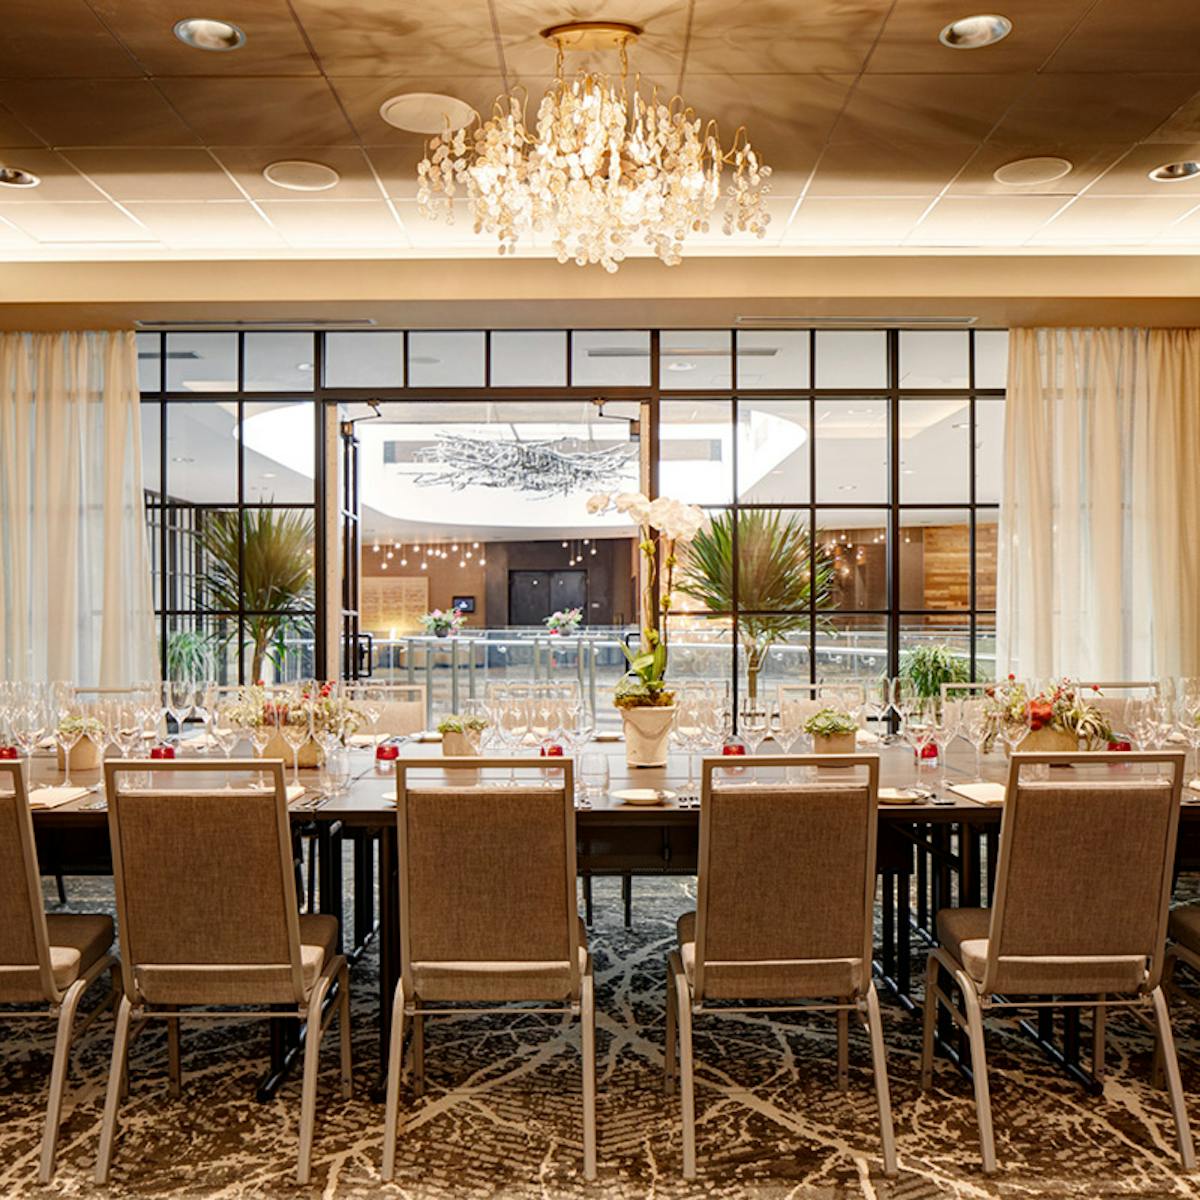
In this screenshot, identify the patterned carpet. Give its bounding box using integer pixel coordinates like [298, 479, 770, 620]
[3, 865, 1200, 1199]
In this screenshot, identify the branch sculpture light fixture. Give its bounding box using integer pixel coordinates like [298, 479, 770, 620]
[416, 20, 772, 272]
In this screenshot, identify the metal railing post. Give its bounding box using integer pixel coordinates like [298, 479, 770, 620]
[450, 637, 460, 712]
[423, 641, 434, 727]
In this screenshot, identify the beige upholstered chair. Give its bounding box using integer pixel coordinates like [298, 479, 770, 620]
[97, 759, 351, 1185]
[1164, 903, 1200, 1023]
[368, 682, 427, 737]
[0, 761, 119, 1182]
[667, 755, 896, 1180]
[921, 750, 1193, 1174]
[382, 758, 595, 1181]
[1073, 680, 1158, 732]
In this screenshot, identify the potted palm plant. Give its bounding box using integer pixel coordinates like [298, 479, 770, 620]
[676, 510, 836, 705]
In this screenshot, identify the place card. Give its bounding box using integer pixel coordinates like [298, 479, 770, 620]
[28, 786, 91, 809]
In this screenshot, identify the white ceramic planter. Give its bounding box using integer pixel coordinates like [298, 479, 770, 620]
[441, 730, 479, 757]
[57, 738, 102, 772]
[620, 705, 676, 768]
[812, 732, 857, 755]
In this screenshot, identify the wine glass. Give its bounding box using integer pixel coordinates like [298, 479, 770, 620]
[739, 701, 771, 769]
[279, 689, 312, 789]
[671, 689, 706, 800]
[209, 697, 240, 783]
[931, 698, 962, 795]
[11, 685, 49, 789]
[164, 680, 195, 750]
[901, 698, 936, 790]
[53, 696, 84, 787]
[1125, 697, 1157, 751]
[962, 698, 994, 782]
[997, 694, 1032, 759]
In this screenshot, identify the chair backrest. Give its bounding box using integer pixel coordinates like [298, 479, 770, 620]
[984, 751, 1184, 996]
[396, 758, 581, 1003]
[104, 759, 307, 1007]
[349, 682, 426, 736]
[693, 754, 880, 1002]
[1073, 681, 1159, 730]
[940, 681, 993, 703]
[0, 762, 58, 1002]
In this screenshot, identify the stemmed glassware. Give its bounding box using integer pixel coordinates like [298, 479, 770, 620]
[1125, 697, 1158, 751]
[52, 689, 85, 787]
[901, 697, 936, 790]
[739, 700, 771, 756]
[11, 683, 50, 788]
[209, 696, 240, 779]
[961, 698, 994, 782]
[349, 684, 384, 753]
[671, 687, 707, 800]
[163, 680, 195, 750]
[1175, 684, 1200, 779]
[997, 692, 1032, 758]
[278, 688, 312, 789]
[931, 698, 961, 796]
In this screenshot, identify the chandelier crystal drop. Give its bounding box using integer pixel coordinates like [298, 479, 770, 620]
[415, 22, 772, 272]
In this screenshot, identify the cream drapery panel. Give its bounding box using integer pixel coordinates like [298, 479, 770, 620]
[0, 331, 158, 685]
[997, 327, 1200, 679]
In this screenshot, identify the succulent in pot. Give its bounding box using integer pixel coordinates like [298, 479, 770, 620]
[437, 713, 488, 756]
[804, 707, 859, 755]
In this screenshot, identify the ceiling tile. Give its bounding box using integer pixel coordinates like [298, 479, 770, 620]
[2, 201, 156, 243]
[392, 198, 488, 246]
[0, 79, 198, 147]
[1043, 0, 1200, 74]
[62, 148, 242, 200]
[832, 74, 1027, 144]
[1083, 142, 1200, 196]
[363, 144, 426, 199]
[257, 199, 409, 247]
[330, 76, 505, 144]
[1029, 196, 1200, 243]
[866, 0, 1094, 74]
[0, 103, 43, 147]
[807, 141, 978, 198]
[989, 74, 1200, 145]
[782, 197, 930, 243]
[1148, 91, 1200, 142]
[946, 143, 1127, 196]
[0, 214, 37, 247]
[907, 196, 1070, 245]
[157, 78, 357, 147]
[1153, 203, 1200, 242]
[124, 201, 285, 248]
[0, 148, 106, 202]
[0, 0, 140, 79]
[212, 146, 384, 201]
[685, 0, 886, 74]
[90, 0, 319, 76]
[292, 0, 500, 75]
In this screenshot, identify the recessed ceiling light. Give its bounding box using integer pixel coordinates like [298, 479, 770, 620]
[1148, 160, 1200, 183]
[296, 361, 313, 372]
[938, 14, 1013, 49]
[993, 156, 1072, 186]
[379, 92, 476, 135]
[0, 165, 40, 188]
[667, 360, 697, 372]
[263, 160, 340, 192]
[261, 471, 276, 479]
[171, 455, 194, 464]
[173, 17, 246, 51]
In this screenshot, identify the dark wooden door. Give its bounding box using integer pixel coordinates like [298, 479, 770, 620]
[508, 569, 587, 626]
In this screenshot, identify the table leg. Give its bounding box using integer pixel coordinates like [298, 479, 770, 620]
[374, 825, 400, 1097]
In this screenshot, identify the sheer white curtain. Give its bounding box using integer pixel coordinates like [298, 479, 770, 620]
[0, 331, 158, 685]
[998, 327, 1200, 679]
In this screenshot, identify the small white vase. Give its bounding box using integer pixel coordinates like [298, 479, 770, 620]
[441, 731, 479, 757]
[620, 705, 676, 768]
[812, 732, 857, 755]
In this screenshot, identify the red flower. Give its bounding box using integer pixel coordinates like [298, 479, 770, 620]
[1007, 673, 1016, 681]
[1028, 700, 1053, 731]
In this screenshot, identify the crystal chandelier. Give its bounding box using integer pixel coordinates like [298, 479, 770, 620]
[416, 21, 772, 272]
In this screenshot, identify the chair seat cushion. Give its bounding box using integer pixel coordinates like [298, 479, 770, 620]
[935, 907, 991, 983]
[298, 914, 339, 994]
[43, 912, 114, 991]
[1169, 904, 1200, 955]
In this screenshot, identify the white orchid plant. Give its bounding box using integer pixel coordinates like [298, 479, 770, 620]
[588, 491, 706, 709]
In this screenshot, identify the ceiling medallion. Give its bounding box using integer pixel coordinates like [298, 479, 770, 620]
[416, 20, 772, 272]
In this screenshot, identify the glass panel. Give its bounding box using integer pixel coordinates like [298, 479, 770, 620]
[661, 330, 732, 389]
[900, 617, 973, 676]
[136, 331, 161, 393]
[976, 508, 998, 609]
[490, 331, 567, 387]
[408, 331, 485, 387]
[665, 615, 732, 689]
[899, 330, 969, 389]
[974, 330, 1009, 389]
[165, 614, 239, 685]
[251, 611, 316, 684]
[186, 506, 238, 614]
[242, 401, 316, 504]
[164, 402, 238, 503]
[900, 398, 969, 502]
[975, 399, 1004, 503]
[166, 332, 237, 393]
[324, 331, 404, 387]
[818, 614, 887, 685]
[901, 508, 971, 610]
[735, 330, 810, 389]
[571, 330, 650, 387]
[140, 403, 161, 495]
[817, 510, 887, 611]
[738, 626, 811, 704]
[737, 399, 809, 503]
[814, 397, 888, 502]
[975, 613, 996, 681]
[659, 400, 732, 504]
[244, 332, 314, 393]
[814, 331, 887, 389]
[732, 510, 813, 614]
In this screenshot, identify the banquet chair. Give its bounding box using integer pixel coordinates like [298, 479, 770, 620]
[921, 750, 1192, 1174]
[96, 759, 351, 1185]
[0, 761, 119, 1182]
[667, 755, 896, 1180]
[1074, 681, 1159, 736]
[382, 758, 595, 1181]
[1164, 902, 1200, 1021]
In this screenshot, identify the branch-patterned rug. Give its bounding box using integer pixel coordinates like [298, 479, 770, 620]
[2, 869, 1198, 1199]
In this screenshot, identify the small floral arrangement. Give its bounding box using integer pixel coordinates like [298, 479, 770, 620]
[436, 714, 489, 734]
[227, 683, 365, 739]
[804, 707, 858, 737]
[57, 715, 104, 739]
[421, 608, 467, 636]
[545, 607, 583, 635]
[985, 677, 1113, 748]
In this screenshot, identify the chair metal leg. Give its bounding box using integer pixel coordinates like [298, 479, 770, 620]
[38, 978, 86, 1183]
[863, 984, 898, 1178]
[669, 952, 696, 1180]
[920, 953, 939, 1091]
[411, 1010, 426, 1097]
[836, 1008, 849, 1092]
[583, 875, 593, 927]
[581, 968, 597, 1181]
[95, 995, 134, 1183]
[1150, 985, 1197, 1170]
[381, 982, 408, 1181]
[958, 972, 997, 1174]
[55, 874, 67, 905]
[165, 1006, 182, 1098]
[298, 974, 334, 1185]
[1092, 997, 1106, 1082]
[338, 963, 353, 1101]
[621, 874, 632, 928]
[664, 961, 677, 1095]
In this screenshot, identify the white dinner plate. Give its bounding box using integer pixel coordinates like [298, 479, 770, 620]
[878, 787, 924, 805]
[612, 787, 676, 806]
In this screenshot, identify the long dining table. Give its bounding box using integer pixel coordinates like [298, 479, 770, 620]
[25, 739, 1200, 1100]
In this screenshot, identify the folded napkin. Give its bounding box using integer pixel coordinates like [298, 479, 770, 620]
[1189, 778, 1200, 794]
[856, 728, 880, 745]
[37, 736, 56, 750]
[948, 781, 1006, 805]
[286, 783, 306, 803]
[28, 786, 91, 809]
[413, 731, 443, 743]
[180, 733, 219, 750]
[348, 734, 376, 748]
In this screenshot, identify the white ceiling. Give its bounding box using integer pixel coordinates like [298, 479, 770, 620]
[2, 1, 1200, 260]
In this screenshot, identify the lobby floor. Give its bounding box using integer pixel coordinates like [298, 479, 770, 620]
[2, 869, 1198, 1199]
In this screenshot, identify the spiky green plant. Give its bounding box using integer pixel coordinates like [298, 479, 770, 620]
[197, 508, 314, 682]
[676, 510, 835, 701]
[898, 643, 972, 699]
